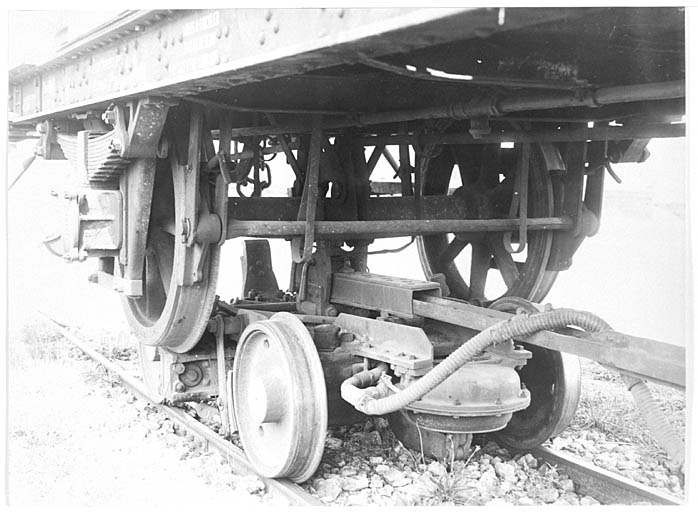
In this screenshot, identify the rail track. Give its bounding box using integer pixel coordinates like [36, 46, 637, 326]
[44, 314, 684, 506]
[43, 315, 321, 506]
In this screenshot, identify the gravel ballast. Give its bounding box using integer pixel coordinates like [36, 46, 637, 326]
[6, 319, 685, 507]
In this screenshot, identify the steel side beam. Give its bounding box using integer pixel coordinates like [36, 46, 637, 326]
[412, 296, 685, 389]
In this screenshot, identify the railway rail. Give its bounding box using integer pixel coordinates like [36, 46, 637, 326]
[10, 7, 686, 506]
[42, 314, 321, 507]
[42, 313, 684, 506]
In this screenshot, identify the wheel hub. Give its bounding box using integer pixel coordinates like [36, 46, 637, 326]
[247, 373, 288, 424]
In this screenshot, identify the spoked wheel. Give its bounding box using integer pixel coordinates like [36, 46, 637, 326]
[417, 144, 558, 304]
[489, 297, 581, 450]
[232, 312, 328, 483]
[121, 155, 221, 360]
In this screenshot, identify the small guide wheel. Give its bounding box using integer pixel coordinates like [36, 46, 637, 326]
[232, 312, 328, 483]
[138, 343, 165, 403]
[489, 297, 582, 449]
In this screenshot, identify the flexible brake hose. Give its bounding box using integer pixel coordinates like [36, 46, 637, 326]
[619, 374, 685, 468]
[340, 308, 685, 467]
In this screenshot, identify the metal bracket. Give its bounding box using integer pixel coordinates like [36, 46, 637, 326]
[539, 142, 566, 173]
[334, 313, 434, 377]
[608, 138, 651, 164]
[37, 120, 66, 160]
[178, 105, 204, 285]
[104, 97, 174, 159]
[468, 116, 491, 138]
[242, 239, 280, 299]
[503, 142, 530, 254]
[292, 117, 323, 265]
[122, 159, 156, 295]
[548, 141, 588, 269]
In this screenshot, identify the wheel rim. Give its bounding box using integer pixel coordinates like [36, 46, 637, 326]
[121, 155, 220, 354]
[233, 312, 327, 483]
[489, 297, 581, 449]
[417, 144, 558, 304]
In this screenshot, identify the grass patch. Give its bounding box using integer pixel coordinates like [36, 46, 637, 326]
[12, 319, 79, 362]
[80, 328, 137, 362]
[424, 471, 474, 505]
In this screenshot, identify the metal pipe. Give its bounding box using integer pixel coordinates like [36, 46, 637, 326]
[496, 80, 684, 115]
[226, 80, 684, 138]
[594, 81, 685, 105]
[226, 217, 573, 239]
[357, 123, 685, 146]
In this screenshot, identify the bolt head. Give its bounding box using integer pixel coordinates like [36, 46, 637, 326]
[173, 363, 186, 374]
[174, 382, 186, 392]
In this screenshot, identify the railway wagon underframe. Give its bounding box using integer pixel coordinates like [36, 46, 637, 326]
[9, 7, 686, 482]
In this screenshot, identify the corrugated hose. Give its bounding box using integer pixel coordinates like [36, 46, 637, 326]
[340, 307, 685, 468]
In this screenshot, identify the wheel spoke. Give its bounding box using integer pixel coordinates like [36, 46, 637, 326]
[450, 146, 481, 186]
[479, 145, 501, 189]
[150, 229, 174, 292]
[143, 253, 166, 320]
[489, 235, 520, 289]
[438, 237, 469, 269]
[419, 143, 560, 303]
[469, 241, 490, 301]
[487, 175, 515, 214]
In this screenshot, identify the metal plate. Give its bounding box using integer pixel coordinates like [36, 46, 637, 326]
[335, 313, 433, 374]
